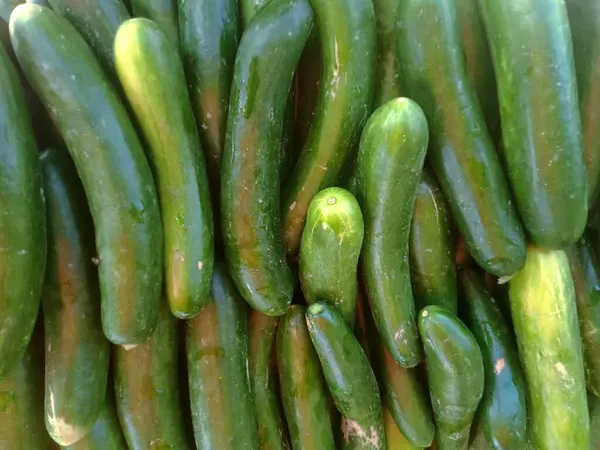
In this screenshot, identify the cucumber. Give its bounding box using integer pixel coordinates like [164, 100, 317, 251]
[383, 408, 420, 450]
[10, 4, 163, 345]
[186, 262, 260, 450]
[114, 302, 191, 450]
[409, 170, 457, 314]
[130, 0, 177, 43]
[306, 302, 385, 450]
[478, 0, 587, 248]
[40, 149, 110, 446]
[355, 98, 429, 368]
[299, 187, 364, 326]
[372, 0, 402, 106]
[459, 269, 527, 450]
[221, 0, 312, 316]
[281, 0, 375, 256]
[0, 37, 46, 379]
[508, 247, 589, 450]
[418, 306, 484, 450]
[277, 305, 336, 450]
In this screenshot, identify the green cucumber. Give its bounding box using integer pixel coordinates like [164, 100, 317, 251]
[299, 187, 364, 326]
[0, 37, 45, 379]
[372, 0, 402, 106]
[418, 306, 484, 450]
[356, 97, 428, 368]
[130, 0, 177, 43]
[40, 149, 110, 446]
[10, 4, 163, 345]
[508, 247, 589, 450]
[186, 262, 260, 450]
[281, 0, 375, 256]
[383, 408, 419, 450]
[397, 0, 526, 277]
[478, 0, 587, 248]
[459, 269, 527, 450]
[277, 305, 336, 450]
[306, 302, 385, 450]
[221, 0, 312, 315]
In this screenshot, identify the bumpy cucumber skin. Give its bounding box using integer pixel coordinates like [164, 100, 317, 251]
[418, 306, 484, 450]
[478, 0, 587, 248]
[372, 0, 402, 106]
[383, 407, 419, 450]
[130, 0, 178, 43]
[356, 98, 429, 368]
[10, 4, 163, 345]
[509, 247, 590, 450]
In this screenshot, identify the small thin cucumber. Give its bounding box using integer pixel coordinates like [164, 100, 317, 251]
[130, 0, 178, 43]
[383, 408, 420, 450]
[372, 0, 402, 106]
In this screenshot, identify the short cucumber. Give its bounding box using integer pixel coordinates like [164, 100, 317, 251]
[130, 0, 178, 43]
[372, 0, 402, 106]
[383, 407, 419, 450]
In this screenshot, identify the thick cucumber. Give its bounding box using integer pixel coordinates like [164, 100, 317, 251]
[10, 4, 163, 345]
[277, 305, 336, 450]
[221, 0, 312, 316]
[115, 18, 214, 319]
[373, 0, 402, 106]
[306, 302, 385, 450]
[281, 0, 375, 256]
[397, 0, 526, 277]
[478, 0, 587, 248]
[459, 269, 527, 450]
[40, 149, 110, 446]
[130, 0, 177, 43]
[383, 408, 419, 450]
[0, 38, 45, 379]
[356, 98, 429, 367]
[508, 247, 589, 450]
[418, 306, 484, 450]
[299, 187, 364, 326]
[186, 262, 260, 450]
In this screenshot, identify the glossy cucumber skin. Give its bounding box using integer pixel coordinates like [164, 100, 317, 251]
[221, 0, 312, 316]
[300, 187, 364, 326]
[10, 4, 163, 345]
[356, 98, 429, 368]
[277, 305, 336, 450]
[372, 0, 402, 106]
[40, 149, 110, 446]
[186, 262, 260, 450]
[130, 0, 178, 43]
[478, 0, 587, 248]
[383, 408, 419, 450]
[397, 0, 526, 277]
[281, 0, 375, 256]
[459, 269, 527, 450]
[508, 247, 589, 450]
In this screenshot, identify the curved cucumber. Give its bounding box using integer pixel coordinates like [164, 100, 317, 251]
[130, 0, 178, 43]
[356, 98, 429, 368]
[373, 0, 402, 106]
[383, 408, 419, 450]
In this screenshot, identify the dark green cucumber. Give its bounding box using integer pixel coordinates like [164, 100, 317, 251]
[356, 98, 428, 368]
[508, 247, 589, 450]
[372, 0, 402, 106]
[114, 302, 190, 450]
[130, 0, 177, 43]
[186, 262, 260, 450]
[281, 0, 375, 256]
[418, 306, 484, 450]
[383, 408, 419, 450]
[478, 0, 587, 248]
[397, 0, 526, 277]
[40, 149, 110, 446]
[277, 305, 336, 450]
[299, 187, 364, 326]
[409, 170, 457, 314]
[0, 37, 45, 379]
[10, 4, 163, 345]
[115, 18, 214, 319]
[221, 0, 312, 316]
[459, 269, 527, 450]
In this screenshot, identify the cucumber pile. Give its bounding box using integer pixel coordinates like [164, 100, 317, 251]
[1, 0, 599, 449]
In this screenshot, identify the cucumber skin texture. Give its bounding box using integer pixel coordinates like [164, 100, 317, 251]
[356, 98, 429, 368]
[459, 269, 527, 450]
[418, 306, 485, 450]
[397, 0, 526, 277]
[281, 0, 376, 256]
[300, 187, 364, 326]
[478, 0, 587, 248]
[10, 4, 163, 345]
[409, 170, 457, 314]
[508, 248, 590, 450]
[221, 0, 312, 316]
[372, 0, 402, 106]
[306, 302, 385, 450]
[40, 149, 110, 446]
[115, 18, 214, 319]
[383, 408, 419, 450]
[0, 39, 46, 380]
[186, 262, 260, 450]
[277, 305, 336, 450]
[130, 0, 178, 43]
